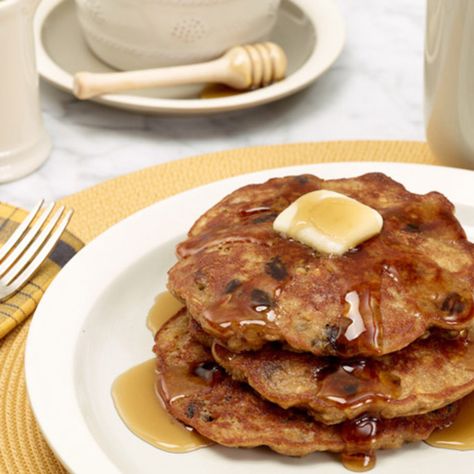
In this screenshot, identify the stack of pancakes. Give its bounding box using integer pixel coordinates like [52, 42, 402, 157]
[154, 173, 474, 470]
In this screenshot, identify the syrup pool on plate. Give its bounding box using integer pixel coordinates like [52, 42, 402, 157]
[112, 292, 211, 452]
[146, 291, 184, 336]
[426, 391, 474, 450]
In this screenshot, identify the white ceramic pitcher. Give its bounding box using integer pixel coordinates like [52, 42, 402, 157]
[0, 0, 51, 183]
[425, 0, 474, 168]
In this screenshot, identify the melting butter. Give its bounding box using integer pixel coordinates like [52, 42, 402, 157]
[273, 190, 383, 255]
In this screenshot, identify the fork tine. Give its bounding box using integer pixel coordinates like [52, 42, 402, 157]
[0, 202, 55, 277]
[0, 200, 44, 262]
[2, 206, 65, 285]
[2, 210, 73, 297]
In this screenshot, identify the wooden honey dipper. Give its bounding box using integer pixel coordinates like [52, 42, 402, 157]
[73, 42, 287, 100]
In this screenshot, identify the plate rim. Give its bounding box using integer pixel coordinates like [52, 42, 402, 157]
[34, 0, 345, 114]
[25, 161, 474, 473]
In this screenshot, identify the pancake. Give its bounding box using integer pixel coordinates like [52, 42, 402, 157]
[154, 310, 458, 459]
[168, 173, 474, 357]
[189, 316, 474, 423]
[206, 324, 474, 424]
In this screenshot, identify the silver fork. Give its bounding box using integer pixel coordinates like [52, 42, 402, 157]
[0, 200, 73, 302]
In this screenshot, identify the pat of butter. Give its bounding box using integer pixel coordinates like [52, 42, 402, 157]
[273, 190, 383, 255]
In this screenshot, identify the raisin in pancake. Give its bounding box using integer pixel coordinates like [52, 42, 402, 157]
[168, 173, 474, 357]
[154, 311, 458, 458]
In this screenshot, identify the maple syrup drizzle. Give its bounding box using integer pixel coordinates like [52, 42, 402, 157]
[111, 359, 210, 452]
[147, 291, 184, 336]
[177, 234, 270, 259]
[426, 391, 474, 450]
[314, 358, 401, 408]
[344, 292, 366, 342]
[203, 283, 281, 332]
[341, 452, 376, 472]
[112, 292, 210, 453]
[336, 286, 383, 356]
[341, 414, 379, 472]
[239, 206, 273, 216]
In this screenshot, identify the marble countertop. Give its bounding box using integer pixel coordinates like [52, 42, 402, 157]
[2, 0, 426, 209]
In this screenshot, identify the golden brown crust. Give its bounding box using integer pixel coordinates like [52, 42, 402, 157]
[168, 173, 474, 357]
[154, 312, 459, 457]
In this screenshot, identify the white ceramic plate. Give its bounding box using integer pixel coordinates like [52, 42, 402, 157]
[34, 0, 345, 114]
[26, 162, 474, 474]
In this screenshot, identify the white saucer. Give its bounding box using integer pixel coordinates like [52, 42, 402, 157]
[35, 0, 345, 115]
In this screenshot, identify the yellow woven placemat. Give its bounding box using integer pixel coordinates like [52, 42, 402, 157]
[0, 141, 441, 473]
